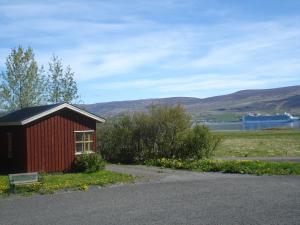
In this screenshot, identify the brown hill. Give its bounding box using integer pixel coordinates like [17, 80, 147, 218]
[82, 85, 300, 121]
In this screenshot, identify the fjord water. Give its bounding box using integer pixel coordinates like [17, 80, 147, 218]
[203, 120, 300, 131]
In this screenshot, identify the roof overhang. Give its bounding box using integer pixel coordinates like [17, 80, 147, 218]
[0, 122, 22, 126]
[0, 103, 105, 126]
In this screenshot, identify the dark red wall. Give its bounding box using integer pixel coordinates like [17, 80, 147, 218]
[0, 126, 27, 173]
[25, 108, 97, 172]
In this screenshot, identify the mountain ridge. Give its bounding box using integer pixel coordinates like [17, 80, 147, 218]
[82, 85, 300, 121]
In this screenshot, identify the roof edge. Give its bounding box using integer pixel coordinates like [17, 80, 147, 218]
[0, 122, 22, 126]
[0, 103, 105, 126]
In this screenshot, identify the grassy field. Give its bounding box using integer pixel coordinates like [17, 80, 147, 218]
[194, 113, 241, 122]
[214, 130, 300, 157]
[0, 170, 134, 196]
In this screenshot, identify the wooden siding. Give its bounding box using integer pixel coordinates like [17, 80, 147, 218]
[0, 126, 27, 173]
[26, 108, 97, 172]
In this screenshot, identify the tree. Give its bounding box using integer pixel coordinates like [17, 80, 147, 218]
[47, 55, 63, 103]
[0, 46, 45, 111]
[61, 65, 78, 103]
[47, 55, 78, 104]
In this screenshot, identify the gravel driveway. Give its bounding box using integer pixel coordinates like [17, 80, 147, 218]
[0, 165, 299, 225]
[106, 164, 244, 183]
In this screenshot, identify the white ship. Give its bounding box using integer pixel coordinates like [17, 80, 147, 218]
[243, 112, 299, 123]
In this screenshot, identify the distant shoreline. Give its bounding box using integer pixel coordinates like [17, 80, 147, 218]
[201, 120, 300, 131]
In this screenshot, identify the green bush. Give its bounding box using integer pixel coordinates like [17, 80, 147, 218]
[98, 105, 221, 163]
[145, 158, 191, 169]
[98, 116, 139, 163]
[177, 125, 221, 160]
[73, 153, 105, 173]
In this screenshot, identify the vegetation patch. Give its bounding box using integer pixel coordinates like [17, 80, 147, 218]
[195, 113, 242, 122]
[98, 105, 220, 163]
[0, 171, 134, 196]
[0, 176, 9, 195]
[214, 130, 300, 157]
[146, 158, 300, 175]
[73, 153, 106, 173]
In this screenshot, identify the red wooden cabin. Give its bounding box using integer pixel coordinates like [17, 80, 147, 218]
[0, 103, 105, 173]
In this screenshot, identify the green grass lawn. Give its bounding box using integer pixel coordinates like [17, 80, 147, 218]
[0, 170, 134, 196]
[214, 130, 300, 157]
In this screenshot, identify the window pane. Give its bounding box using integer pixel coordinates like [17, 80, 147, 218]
[76, 143, 84, 153]
[85, 142, 93, 151]
[85, 132, 93, 141]
[91, 142, 94, 151]
[76, 133, 84, 142]
[75, 131, 94, 154]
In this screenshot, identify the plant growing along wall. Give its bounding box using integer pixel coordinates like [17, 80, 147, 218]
[73, 153, 105, 173]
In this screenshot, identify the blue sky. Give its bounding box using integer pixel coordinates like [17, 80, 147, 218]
[0, 0, 300, 103]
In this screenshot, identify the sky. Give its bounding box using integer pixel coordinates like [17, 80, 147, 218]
[0, 0, 300, 103]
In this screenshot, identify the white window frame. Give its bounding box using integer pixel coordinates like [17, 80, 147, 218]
[7, 132, 12, 159]
[74, 130, 94, 155]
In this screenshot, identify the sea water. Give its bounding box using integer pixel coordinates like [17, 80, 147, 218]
[203, 120, 300, 131]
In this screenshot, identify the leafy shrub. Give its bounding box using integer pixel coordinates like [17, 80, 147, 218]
[145, 158, 194, 169]
[177, 125, 221, 160]
[142, 105, 191, 160]
[98, 105, 222, 163]
[73, 153, 105, 173]
[98, 116, 138, 163]
[98, 105, 196, 163]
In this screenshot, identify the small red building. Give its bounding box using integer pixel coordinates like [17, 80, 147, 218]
[0, 103, 105, 173]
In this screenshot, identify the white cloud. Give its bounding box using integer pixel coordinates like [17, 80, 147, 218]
[184, 21, 300, 69]
[38, 29, 187, 80]
[94, 74, 270, 93]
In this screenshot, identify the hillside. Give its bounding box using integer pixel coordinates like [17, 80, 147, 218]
[82, 85, 300, 122]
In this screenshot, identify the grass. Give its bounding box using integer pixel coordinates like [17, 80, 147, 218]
[0, 170, 134, 196]
[194, 113, 241, 122]
[214, 130, 300, 157]
[146, 158, 300, 175]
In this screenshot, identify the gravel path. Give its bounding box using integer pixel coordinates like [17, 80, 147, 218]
[106, 164, 246, 184]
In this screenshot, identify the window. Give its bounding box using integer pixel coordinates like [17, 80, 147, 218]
[7, 133, 12, 158]
[75, 130, 94, 154]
